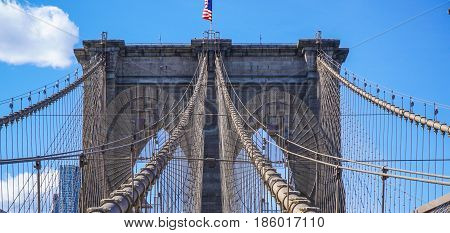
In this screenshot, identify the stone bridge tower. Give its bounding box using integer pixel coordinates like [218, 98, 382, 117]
[75, 37, 348, 213]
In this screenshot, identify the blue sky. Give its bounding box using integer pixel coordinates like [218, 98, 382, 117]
[0, 0, 448, 213]
[0, 0, 449, 107]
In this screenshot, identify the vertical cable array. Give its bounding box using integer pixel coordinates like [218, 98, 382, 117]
[141, 55, 207, 213]
[213, 48, 449, 213]
[87, 55, 208, 213]
[0, 56, 103, 213]
[316, 50, 345, 212]
[0, 40, 448, 214]
[80, 55, 108, 212]
[316, 51, 450, 212]
[216, 54, 317, 213]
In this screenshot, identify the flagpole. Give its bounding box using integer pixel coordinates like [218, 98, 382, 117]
[210, 0, 213, 36]
[203, 0, 213, 38]
[210, 20, 213, 38]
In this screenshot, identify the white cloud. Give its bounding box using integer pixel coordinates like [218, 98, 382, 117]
[1, 169, 59, 213]
[0, 0, 79, 68]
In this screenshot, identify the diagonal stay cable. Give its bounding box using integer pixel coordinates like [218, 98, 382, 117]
[351, 1, 450, 49]
[87, 54, 208, 213]
[0, 51, 203, 165]
[219, 48, 450, 181]
[215, 53, 317, 213]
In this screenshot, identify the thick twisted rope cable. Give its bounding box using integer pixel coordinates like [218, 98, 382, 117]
[317, 52, 450, 136]
[87, 55, 208, 213]
[0, 97, 189, 165]
[218, 51, 449, 181]
[215, 54, 317, 213]
[223, 100, 450, 185]
[0, 67, 81, 106]
[0, 54, 203, 166]
[0, 58, 103, 126]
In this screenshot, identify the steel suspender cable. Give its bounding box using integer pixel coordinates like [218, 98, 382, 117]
[87, 55, 208, 213]
[215, 54, 317, 213]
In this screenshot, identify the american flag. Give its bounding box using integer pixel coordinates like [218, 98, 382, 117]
[202, 0, 212, 21]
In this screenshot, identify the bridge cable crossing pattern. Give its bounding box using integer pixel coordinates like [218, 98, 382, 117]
[215, 53, 318, 213]
[0, 42, 448, 213]
[87, 55, 208, 213]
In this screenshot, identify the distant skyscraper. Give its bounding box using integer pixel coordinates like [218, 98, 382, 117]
[51, 194, 60, 213]
[58, 165, 81, 213]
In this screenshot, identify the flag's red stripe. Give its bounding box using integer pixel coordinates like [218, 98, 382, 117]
[202, 0, 212, 21]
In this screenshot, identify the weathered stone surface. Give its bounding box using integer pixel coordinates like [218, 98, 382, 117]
[75, 38, 348, 213]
